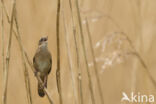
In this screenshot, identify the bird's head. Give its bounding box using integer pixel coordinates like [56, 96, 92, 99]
[38, 36, 48, 47]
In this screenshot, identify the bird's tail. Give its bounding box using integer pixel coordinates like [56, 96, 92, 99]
[38, 76, 47, 97]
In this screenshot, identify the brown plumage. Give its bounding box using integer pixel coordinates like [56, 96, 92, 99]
[33, 36, 52, 97]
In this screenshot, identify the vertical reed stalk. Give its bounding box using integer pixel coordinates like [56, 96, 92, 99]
[1, 1, 5, 103]
[1, 0, 5, 72]
[14, 7, 33, 104]
[56, 0, 63, 104]
[85, 18, 104, 104]
[68, 0, 79, 70]
[68, 0, 84, 103]
[75, 0, 96, 104]
[2, 1, 16, 104]
[62, 11, 78, 104]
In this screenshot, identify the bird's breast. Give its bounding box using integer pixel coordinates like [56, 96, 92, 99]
[35, 54, 51, 74]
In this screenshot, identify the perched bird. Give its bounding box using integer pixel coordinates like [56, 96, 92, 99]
[33, 36, 52, 97]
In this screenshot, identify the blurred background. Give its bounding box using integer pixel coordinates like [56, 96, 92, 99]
[0, 0, 156, 104]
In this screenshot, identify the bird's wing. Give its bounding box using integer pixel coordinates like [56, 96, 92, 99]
[48, 53, 52, 74]
[33, 51, 39, 72]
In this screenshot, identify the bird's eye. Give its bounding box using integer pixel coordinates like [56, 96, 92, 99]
[39, 38, 43, 43]
[44, 38, 47, 41]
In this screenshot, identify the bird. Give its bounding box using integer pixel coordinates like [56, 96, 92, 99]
[33, 36, 52, 97]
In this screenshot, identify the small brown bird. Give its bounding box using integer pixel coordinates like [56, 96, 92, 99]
[33, 36, 52, 97]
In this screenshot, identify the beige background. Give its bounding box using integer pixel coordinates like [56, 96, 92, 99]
[0, 0, 156, 104]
